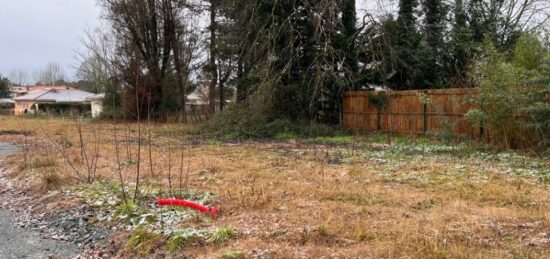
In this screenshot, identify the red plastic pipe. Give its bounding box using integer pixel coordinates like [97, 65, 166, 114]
[157, 199, 219, 218]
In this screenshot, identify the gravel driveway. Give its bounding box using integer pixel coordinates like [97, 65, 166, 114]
[0, 142, 78, 259]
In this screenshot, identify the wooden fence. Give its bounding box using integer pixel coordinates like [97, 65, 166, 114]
[343, 88, 481, 138]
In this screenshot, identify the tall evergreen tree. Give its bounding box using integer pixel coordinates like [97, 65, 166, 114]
[390, 0, 428, 89]
[341, 0, 358, 78]
[0, 75, 10, 98]
[448, 0, 474, 86]
[421, 0, 447, 87]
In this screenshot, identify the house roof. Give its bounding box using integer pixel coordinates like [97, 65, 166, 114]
[9, 86, 28, 94]
[85, 93, 105, 101]
[12, 89, 97, 104]
[187, 93, 202, 101]
[29, 85, 72, 90]
[10, 85, 72, 94]
[0, 98, 15, 104]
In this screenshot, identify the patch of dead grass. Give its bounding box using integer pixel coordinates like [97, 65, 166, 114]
[0, 116, 549, 258]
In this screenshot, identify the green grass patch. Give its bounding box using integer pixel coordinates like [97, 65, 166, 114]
[207, 227, 235, 243]
[113, 201, 151, 224]
[126, 226, 162, 254]
[220, 250, 243, 259]
[167, 229, 200, 252]
[306, 135, 356, 144]
[275, 132, 297, 140]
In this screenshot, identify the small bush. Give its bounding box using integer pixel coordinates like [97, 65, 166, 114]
[204, 105, 270, 138]
[367, 92, 389, 110]
[467, 33, 550, 150]
[464, 109, 486, 128]
[205, 105, 343, 139]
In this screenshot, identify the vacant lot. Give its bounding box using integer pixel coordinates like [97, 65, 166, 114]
[0, 116, 549, 258]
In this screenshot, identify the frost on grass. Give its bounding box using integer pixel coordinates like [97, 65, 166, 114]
[359, 142, 549, 181]
[61, 182, 234, 253]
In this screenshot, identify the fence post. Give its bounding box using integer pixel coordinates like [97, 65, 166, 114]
[377, 92, 382, 131]
[423, 91, 428, 136]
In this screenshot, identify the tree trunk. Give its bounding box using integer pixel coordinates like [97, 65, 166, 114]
[236, 59, 245, 103]
[208, 1, 218, 114]
[219, 78, 225, 111]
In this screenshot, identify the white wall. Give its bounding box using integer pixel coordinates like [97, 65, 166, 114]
[91, 100, 103, 118]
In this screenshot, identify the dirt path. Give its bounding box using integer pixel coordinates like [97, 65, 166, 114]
[0, 142, 78, 259]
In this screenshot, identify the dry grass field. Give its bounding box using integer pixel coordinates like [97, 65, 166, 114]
[0, 116, 549, 258]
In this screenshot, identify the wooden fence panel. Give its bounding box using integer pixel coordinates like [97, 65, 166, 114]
[343, 92, 378, 132]
[424, 88, 479, 137]
[383, 90, 424, 134]
[343, 88, 481, 137]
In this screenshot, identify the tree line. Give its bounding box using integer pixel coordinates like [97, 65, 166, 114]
[74, 0, 550, 124]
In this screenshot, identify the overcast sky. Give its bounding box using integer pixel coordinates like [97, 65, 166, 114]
[0, 0, 390, 83]
[0, 0, 101, 81]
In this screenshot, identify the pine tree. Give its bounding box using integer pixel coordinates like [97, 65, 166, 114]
[421, 0, 447, 87]
[390, 0, 426, 89]
[0, 75, 10, 98]
[448, 0, 473, 86]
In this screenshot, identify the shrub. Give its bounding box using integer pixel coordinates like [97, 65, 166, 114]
[464, 109, 486, 128]
[204, 104, 270, 138]
[205, 105, 343, 139]
[367, 92, 389, 110]
[468, 34, 549, 149]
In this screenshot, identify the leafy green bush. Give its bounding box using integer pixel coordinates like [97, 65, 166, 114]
[367, 92, 389, 110]
[468, 34, 549, 150]
[205, 104, 344, 139]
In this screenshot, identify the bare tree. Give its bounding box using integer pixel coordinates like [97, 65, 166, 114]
[35, 62, 66, 86]
[74, 27, 116, 93]
[99, 0, 202, 119]
[8, 69, 29, 86]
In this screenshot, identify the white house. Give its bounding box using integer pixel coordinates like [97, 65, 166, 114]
[12, 88, 104, 117]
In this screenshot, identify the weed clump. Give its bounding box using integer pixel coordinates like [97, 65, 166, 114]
[39, 171, 64, 192]
[114, 201, 145, 222]
[126, 226, 162, 254]
[167, 229, 197, 252]
[166, 227, 235, 252]
[207, 227, 235, 243]
[32, 158, 56, 168]
[220, 250, 243, 259]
